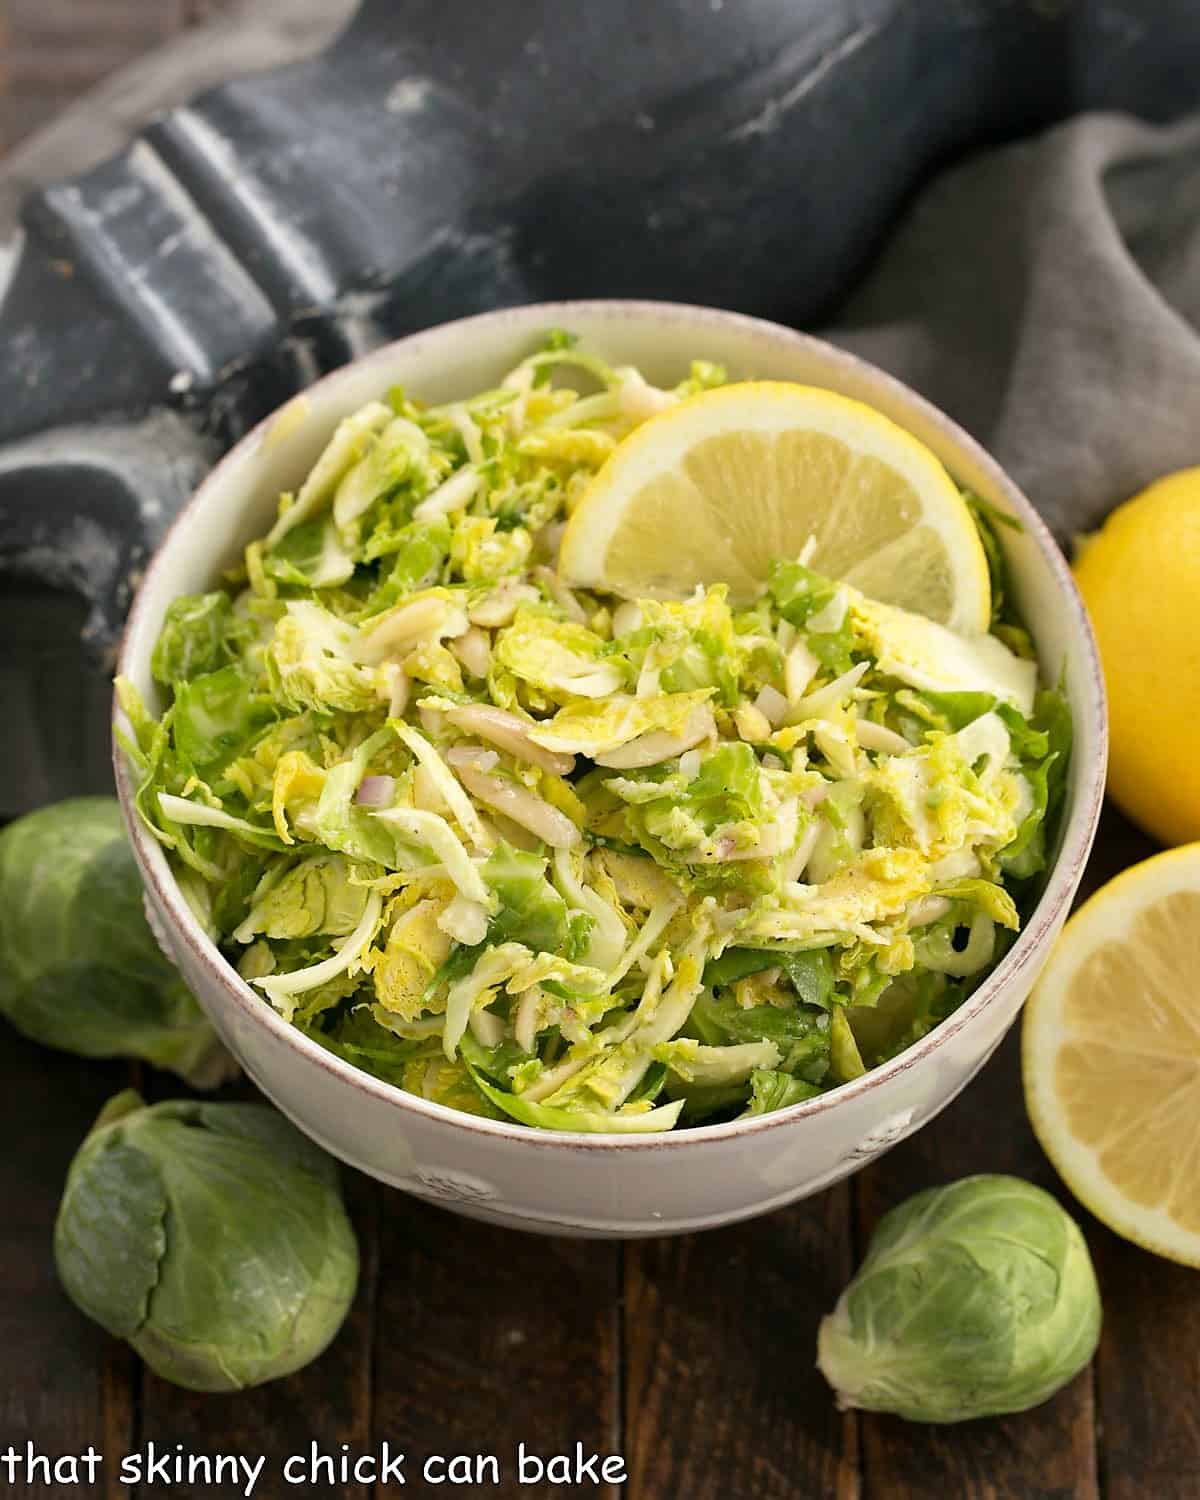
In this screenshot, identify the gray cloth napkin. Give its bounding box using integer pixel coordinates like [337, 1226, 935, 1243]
[831, 111, 1200, 540]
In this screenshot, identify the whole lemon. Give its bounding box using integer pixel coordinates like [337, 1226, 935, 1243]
[1074, 467, 1200, 845]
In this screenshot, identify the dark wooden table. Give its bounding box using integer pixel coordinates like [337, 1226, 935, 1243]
[3, 9, 1200, 1499]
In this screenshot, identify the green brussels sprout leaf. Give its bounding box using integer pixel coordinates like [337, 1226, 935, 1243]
[0, 798, 231, 1086]
[151, 592, 236, 686]
[55, 1092, 359, 1392]
[817, 1174, 1102, 1423]
[55, 1091, 167, 1339]
[483, 841, 573, 953]
[740, 1068, 823, 1116]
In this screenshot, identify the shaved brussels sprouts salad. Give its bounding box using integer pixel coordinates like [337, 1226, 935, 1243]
[118, 332, 1070, 1134]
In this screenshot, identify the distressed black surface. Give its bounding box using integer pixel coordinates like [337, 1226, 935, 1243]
[3, 0, 1200, 656]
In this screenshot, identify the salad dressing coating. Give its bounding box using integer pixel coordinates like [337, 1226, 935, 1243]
[119, 335, 1069, 1132]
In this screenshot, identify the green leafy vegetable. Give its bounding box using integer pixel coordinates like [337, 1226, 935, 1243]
[742, 1068, 823, 1116]
[691, 987, 822, 1047]
[768, 560, 858, 673]
[609, 741, 764, 855]
[470, 1066, 684, 1133]
[964, 492, 1021, 631]
[458, 1027, 535, 1086]
[0, 799, 230, 1087]
[934, 878, 1020, 930]
[172, 664, 277, 772]
[829, 1008, 866, 1082]
[817, 1175, 1102, 1422]
[235, 852, 375, 941]
[151, 593, 236, 685]
[1000, 688, 1073, 879]
[484, 842, 572, 952]
[55, 1091, 359, 1391]
[363, 517, 451, 606]
[703, 946, 835, 1009]
[846, 971, 966, 1066]
[304, 1004, 434, 1085]
[654, 1035, 781, 1086]
[702, 947, 778, 987]
[263, 516, 355, 589]
[310, 726, 402, 867]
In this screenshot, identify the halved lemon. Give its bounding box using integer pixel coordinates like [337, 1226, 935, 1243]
[1022, 845, 1200, 1266]
[559, 381, 991, 632]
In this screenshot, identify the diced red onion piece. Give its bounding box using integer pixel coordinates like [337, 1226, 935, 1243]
[355, 774, 395, 808]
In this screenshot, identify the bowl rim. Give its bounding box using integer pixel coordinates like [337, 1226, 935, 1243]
[113, 297, 1108, 1152]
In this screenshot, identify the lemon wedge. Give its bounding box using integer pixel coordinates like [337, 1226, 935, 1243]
[1022, 845, 1200, 1266]
[559, 381, 991, 632]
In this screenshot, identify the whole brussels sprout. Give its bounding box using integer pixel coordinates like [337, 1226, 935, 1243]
[0, 797, 230, 1086]
[817, 1174, 1101, 1422]
[55, 1090, 359, 1391]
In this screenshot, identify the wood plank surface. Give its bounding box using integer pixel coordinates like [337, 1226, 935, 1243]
[854, 1030, 1100, 1500]
[624, 1185, 861, 1500]
[0, 1037, 136, 1500]
[0, 594, 141, 1500]
[372, 1199, 622, 1498]
[1092, 1224, 1200, 1500]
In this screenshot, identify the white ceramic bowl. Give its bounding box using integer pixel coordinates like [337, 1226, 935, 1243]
[114, 300, 1106, 1237]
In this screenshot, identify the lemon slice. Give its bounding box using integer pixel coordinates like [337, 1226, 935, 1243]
[1022, 845, 1200, 1266]
[559, 382, 991, 632]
